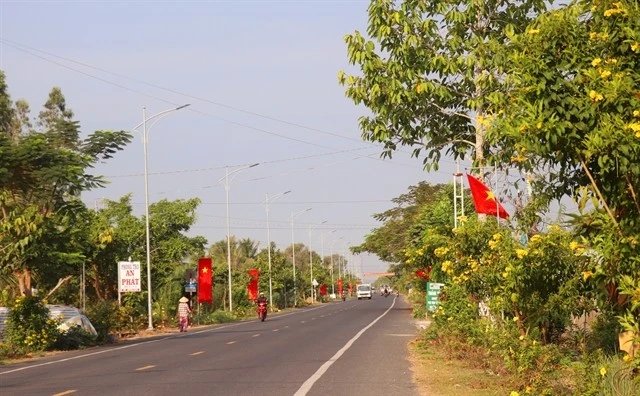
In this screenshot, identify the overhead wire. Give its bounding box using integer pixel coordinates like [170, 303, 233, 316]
[0, 38, 460, 171]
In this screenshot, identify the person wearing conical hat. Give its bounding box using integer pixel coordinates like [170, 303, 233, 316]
[177, 296, 192, 332]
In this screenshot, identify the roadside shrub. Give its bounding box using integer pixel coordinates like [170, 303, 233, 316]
[4, 296, 59, 354]
[573, 352, 639, 396]
[85, 301, 118, 343]
[53, 326, 96, 350]
[203, 310, 236, 324]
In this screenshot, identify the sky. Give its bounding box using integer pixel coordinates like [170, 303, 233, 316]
[0, 0, 469, 281]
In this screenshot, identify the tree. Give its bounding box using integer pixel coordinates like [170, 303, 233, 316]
[339, 0, 550, 170]
[0, 72, 132, 296]
[353, 182, 449, 263]
[485, 0, 640, 305]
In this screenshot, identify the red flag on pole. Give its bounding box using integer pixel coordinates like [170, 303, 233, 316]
[320, 284, 327, 296]
[337, 278, 343, 294]
[198, 258, 213, 303]
[247, 269, 259, 301]
[466, 174, 510, 219]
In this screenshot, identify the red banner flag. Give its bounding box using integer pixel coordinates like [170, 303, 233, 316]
[466, 174, 510, 219]
[416, 266, 432, 280]
[247, 269, 259, 301]
[337, 278, 343, 294]
[320, 284, 327, 296]
[198, 257, 213, 303]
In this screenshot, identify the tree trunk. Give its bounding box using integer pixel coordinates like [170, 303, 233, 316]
[14, 268, 32, 297]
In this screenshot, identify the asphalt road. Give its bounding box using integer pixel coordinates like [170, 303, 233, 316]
[1, 295, 420, 396]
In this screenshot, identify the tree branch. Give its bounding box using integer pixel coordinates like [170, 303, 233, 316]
[45, 275, 73, 299]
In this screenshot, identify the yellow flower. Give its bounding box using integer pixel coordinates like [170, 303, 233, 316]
[589, 32, 597, 40]
[605, 58, 617, 64]
[604, 8, 622, 17]
[592, 58, 602, 66]
[583, 271, 593, 281]
[530, 234, 541, 243]
[510, 392, 520, 396]
[600, 70, 611, 79]
[632, 42, 640, 53]
[525, 386, 532, 393]
[528, 29, 539, 35]
[516, 249, 528, 259]
[519, 335, 525, 340]
[513, 316, 520, 322]
[623, 354, 631, 362]
[625, 123, 640, 132]
[589, 90, 604, 102]
[569, 241, 580, 251]
[536, 121, 542, 128]
[633, 110, 640, 117]
[600, 367, 607, 376]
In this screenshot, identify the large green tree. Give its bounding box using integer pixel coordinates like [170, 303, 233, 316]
[484, 0, 640, 305]
[339, 0, 550, 170]
[0, 71, 132, 296]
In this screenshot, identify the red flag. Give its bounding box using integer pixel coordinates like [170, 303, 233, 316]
[198, 258, 213, 303]
[247, 269, 259, 301]
[466, 174, 510, 219]
[337, 278, 343, 294]
[416, 267, 432, 280]
[320, 284, 327, 296]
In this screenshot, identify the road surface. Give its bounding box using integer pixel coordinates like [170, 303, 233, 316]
[1, 295, 420, 396]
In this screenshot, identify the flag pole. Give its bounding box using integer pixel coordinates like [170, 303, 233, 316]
[494, 163, 499, 225]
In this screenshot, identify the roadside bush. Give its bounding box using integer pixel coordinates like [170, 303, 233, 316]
[197, 309, 237, 325]
[85, 301, 118, 343]
[53, 326, 96, 350]
[4, 296, 59, 354]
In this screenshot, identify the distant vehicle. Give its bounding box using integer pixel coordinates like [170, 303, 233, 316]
[357, 284, 372, 299]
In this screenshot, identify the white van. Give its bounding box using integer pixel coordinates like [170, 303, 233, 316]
[356, 284, 372, 299]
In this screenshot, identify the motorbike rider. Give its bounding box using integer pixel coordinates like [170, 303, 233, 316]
[257, 292, 268, 305]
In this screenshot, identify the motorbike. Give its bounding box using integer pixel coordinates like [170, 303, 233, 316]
[383, 289, 390, 297]
[257, 300, 268, 322]
[341, 292, 346, 302]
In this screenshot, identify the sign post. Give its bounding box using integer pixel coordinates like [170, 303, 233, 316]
[426, 282, 444, 312]
[118, 260, 142, 305]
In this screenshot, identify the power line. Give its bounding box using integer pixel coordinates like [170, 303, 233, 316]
[0, 38, 459, 169]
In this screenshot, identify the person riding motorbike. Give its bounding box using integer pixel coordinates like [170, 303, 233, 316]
[256, 292, 268, 321]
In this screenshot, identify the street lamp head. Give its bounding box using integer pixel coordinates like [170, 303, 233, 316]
[175, 104, 191, 110]
[284, 190, 292, 195]
[249, 163, 260, 168]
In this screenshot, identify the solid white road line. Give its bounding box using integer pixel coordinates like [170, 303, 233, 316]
[294, 297, 397, 396]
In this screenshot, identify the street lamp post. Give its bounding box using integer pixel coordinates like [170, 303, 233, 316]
[132, 104, 190, 331]
[308, 221, 327, 304]
[265, 190, 291, 311]
[328, 234, 339, 296]
[291, 208, 311, 307]
[219, 163, 259, 312]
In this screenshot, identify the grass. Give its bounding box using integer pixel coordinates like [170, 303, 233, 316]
[408, 337, 513, 396]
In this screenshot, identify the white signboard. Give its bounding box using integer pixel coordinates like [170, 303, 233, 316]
[118, 261, 141, 293]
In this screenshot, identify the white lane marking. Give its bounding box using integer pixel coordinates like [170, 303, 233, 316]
[273, 329, 279, 332]
[252, 334, 260, 337]
[190, 351, 205, 356]
[135, 365, 155, 371]
[226, 341, 236, 345]
[52, 390, 77, 396]
[294, 297, 397, 396]
[0, 304, 333, 376]
[300, 321, 306, 324]
[0, 337, 166, 376]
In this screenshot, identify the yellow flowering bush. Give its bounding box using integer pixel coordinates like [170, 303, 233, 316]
[4, 296, 60, 355]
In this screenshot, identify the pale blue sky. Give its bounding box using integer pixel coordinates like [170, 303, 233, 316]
[0, 0, 463, 279]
